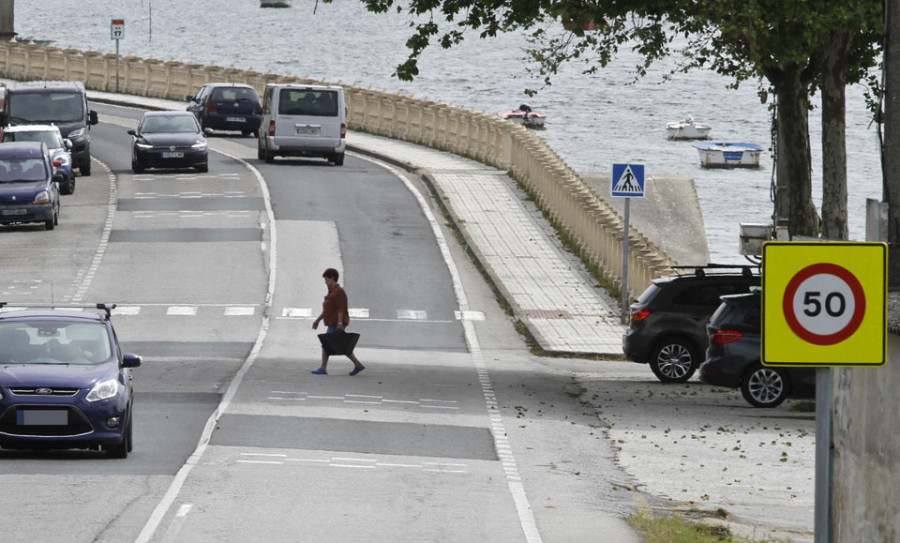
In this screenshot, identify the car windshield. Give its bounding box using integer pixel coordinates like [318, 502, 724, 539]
[0, 157, 47, 182]
[0, 321, 112, 365]
[8, 92, 84, 123]
[140, 115, 200, 134]
[2, 131, 64, 149]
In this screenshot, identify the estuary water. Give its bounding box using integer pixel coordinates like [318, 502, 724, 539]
[16, 0, 885, 263]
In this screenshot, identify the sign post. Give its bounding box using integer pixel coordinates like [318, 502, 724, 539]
[110, 19, 125, 93]
[611, 163, 645, 323]
[763, 241, 887, 543]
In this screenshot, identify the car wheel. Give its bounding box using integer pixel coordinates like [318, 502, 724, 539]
[331, 152, 345, 166]
[106, 411, 131, 458]
[264, 148, 275, 164]
[196, 163, 209, 173]
[257, 145, 265, 161]
[132, 159, 144, 174]
[80, 160, 91, 176]
[741, 364, 789, 408]
[61, 178, 75, 195]
[242, 129, 252, 137]
[252, 130, 259, 139]
[649, 339, 699, 383]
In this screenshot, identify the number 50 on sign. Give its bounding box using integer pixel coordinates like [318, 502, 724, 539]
[762, 242, 887, 367]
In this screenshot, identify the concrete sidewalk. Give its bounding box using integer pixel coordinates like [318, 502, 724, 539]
[87, 89, 627, 357]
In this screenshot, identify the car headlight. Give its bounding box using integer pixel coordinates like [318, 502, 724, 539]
[135, 141, 153, 150]
[68, 127, 86, 138]
[33, 190, 51, 204]
[86, 378, 120, 402]
[191, 140, 207, 150]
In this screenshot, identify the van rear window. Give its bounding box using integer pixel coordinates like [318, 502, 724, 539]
[278, 90, 338, 116]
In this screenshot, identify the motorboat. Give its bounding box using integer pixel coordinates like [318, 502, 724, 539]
[498, 104, 546, 129]
[692, 142, 763, 168]
[260, 0, 291, 7]
[667, 115, 711, 140]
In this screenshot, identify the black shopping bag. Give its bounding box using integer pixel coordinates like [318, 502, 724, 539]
[318, 331, 360, 356]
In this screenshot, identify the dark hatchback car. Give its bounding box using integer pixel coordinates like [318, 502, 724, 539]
[129, 111, 210, 173]
[622, 264, 760, 383]
[0, 303, 141, 457]
[186, 83, 262, 137]
[0, 141, 63, 230]
[701, 291, 815, 407]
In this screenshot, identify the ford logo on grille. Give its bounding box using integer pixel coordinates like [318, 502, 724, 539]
[35, 387, 53, 395]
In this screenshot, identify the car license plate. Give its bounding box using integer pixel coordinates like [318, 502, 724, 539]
[2, 208, 27, 216]
[17, 409, 68, 426]
[225, 116, 246, 122]
[296, 126, 320, 136]
[162, 151, 184, 159]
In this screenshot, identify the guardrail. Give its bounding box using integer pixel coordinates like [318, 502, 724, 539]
[0, 40, 676, 299]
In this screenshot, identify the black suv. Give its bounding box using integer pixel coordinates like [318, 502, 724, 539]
[701, 291, 815, 407]
[622, 264, 760, 383]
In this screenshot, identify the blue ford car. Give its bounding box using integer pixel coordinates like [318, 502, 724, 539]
[0, 303, 141, 458]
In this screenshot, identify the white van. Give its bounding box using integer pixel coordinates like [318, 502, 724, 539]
[257, 84, 346, 166]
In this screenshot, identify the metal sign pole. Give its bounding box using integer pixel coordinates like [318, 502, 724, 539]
[115, 39, 120, 93]
[621, 197, 630, 324]
[814, 367, 833, 543]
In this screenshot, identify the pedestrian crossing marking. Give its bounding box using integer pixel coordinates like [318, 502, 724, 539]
[224, 306, 255, 316]
[167, 306, 198, 316]
[397, 310, 427, 320]
[282, 307, 312, 318]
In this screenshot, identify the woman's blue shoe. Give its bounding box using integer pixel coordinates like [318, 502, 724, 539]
[311, 368, 327, 375]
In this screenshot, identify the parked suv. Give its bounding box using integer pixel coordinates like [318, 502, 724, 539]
[701, 290, 815, 407]
[622, 264, 760, 383]
[186, 83, 262, 137]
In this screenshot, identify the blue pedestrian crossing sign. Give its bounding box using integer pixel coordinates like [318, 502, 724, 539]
[611, 163, 645, 198]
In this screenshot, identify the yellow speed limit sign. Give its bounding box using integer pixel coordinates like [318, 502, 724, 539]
[762, 241, 887, 367]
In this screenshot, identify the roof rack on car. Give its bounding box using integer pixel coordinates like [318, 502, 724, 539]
[0, 302, 116, 319]
[670, 263, 760, 278]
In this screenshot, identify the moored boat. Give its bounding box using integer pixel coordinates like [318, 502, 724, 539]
[497, 104, 546, 129]
[692, 142, 762, 168]
[667, 115, 711, 140]
[260, 0, 291, 7]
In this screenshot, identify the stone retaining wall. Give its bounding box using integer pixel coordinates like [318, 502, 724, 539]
[0, 41, 677, 299]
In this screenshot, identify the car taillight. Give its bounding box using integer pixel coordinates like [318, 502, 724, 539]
[53, 158, 62, 167]
[268, 120, 275, 137]
[207, 102, 217, 113]
[709, 329, 743, 344]
[630, 309, 650, 322]
[340, 122, 346, 139]
[256, 104, 262, 114]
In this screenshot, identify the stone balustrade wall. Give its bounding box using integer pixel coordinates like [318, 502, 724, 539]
[0, 41, 676, 299]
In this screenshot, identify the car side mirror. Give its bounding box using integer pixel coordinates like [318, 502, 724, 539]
[64, 139, 72, 150]
[186, 95, 194, 102]
[127, 129, 136, 136]
[52, 172, 64, 184]
[203, 128, 213, 136]
[122, 353, 142, 368]
[89, 110, 99, 125]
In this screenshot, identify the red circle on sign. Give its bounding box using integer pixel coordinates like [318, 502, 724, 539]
[782, 263, 865, 345]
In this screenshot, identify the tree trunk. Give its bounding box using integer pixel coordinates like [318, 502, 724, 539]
[820, 30, 851, 241]
[773, 63, 820, 238]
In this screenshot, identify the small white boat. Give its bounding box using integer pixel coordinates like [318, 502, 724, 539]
[666, 115, 711, 140]
[260, 0, 291, 7]
[692, 142, 763, 168]
[498, 104, 546, 129]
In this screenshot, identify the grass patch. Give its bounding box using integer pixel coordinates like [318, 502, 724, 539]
[790, 400, 815, 413]
[628, 510, 794, 543]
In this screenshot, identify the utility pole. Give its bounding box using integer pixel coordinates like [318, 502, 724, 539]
[0, 0, 15, 42]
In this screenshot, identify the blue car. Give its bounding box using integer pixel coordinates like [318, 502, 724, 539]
[0, 141, 63, 230]
[0, 303, 141, 458]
